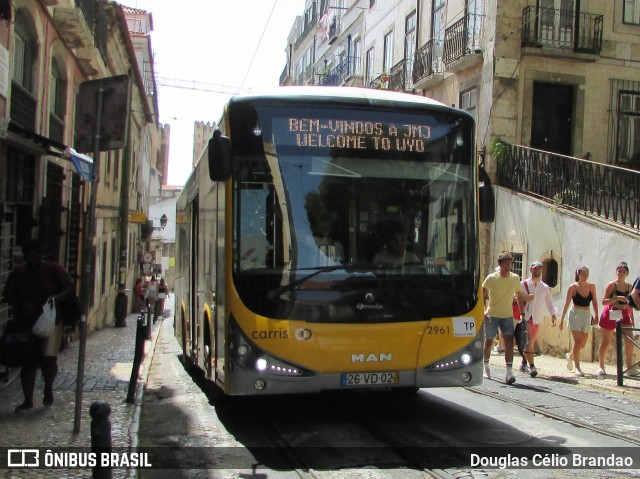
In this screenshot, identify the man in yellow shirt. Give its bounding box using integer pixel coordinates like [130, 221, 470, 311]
[482, 252, 524, 384]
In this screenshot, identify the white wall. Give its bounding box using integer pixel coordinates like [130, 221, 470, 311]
[493, 186, 640, 311]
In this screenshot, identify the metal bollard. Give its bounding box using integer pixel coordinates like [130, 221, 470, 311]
[616, 320, 624, 387]
[146, 304, 152, 341]
[126, 315, 147, 404]
[90, 400, 112, 479]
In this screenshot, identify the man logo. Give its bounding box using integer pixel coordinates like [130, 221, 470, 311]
[295, 328, 312, 340]
[352, 353, 392, 362]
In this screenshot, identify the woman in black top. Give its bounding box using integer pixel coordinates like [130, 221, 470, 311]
[559, 266, 598, 377]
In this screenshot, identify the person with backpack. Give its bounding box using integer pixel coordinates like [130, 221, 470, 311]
[519, 261, 558, 378]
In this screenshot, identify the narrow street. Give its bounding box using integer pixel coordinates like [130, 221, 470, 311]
[139, 315, 640, 479]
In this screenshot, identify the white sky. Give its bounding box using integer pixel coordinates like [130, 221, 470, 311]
[128, 0, 305, 186]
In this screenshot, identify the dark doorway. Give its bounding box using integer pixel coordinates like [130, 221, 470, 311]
[531, 82, 574, 155]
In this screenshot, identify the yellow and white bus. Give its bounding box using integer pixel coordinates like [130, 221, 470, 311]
[174, 87, 494, 395]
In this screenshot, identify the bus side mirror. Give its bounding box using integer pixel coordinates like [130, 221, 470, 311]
[208, 129, 232, 181]
[479, 167, 495, 223]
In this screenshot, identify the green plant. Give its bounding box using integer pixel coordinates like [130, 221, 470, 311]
[490, 137, 509, 164]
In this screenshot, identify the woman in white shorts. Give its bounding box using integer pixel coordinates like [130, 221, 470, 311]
[559, 266, 598, 376]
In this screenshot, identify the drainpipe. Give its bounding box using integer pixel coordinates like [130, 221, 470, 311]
[115, 71, 134, 327]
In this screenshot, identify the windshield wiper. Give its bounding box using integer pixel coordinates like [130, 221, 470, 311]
[267, 266, 344, 299]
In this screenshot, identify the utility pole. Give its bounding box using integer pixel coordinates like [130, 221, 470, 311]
[73, 74, 131, 434]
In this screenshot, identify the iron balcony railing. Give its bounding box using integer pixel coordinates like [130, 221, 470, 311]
[9, 82, 37, 130]
[443, 13, 483, 65]
[498, 144, 640, 232]
[318, 57, 359, 86]
[388, 58, 414, 92]
[49, 113, 65, 144]
[521, 6, 603, 54]
[412, 39, 444, 84]
[369, 73, 389, 90]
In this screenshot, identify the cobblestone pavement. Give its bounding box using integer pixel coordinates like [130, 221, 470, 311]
[487, 344, 640, 397]
[0, 297, 169, 478]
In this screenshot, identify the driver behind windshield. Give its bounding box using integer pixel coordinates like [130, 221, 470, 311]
[310, 212, 344, 265]
[373, 221, 420, 266]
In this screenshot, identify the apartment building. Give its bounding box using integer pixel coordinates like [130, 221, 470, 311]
[0, 1, 164, 346]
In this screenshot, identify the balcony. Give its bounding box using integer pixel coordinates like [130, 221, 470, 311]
[412, 39, 444, 89]
[51, 0, 107, 76]
[49, 113, 65, 144]
[521, 6, 603, 55]
[318, 57, 359, 87]
[388, 59, 414, 92]
[498, 144, 640, 232]
[443, 13, 483, 67]
[328, 15, 341, 45]
[295, 12, 318, 49]
[10, 82, 37, 131]
[369, 73, 389, 90]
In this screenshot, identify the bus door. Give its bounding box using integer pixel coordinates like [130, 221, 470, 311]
[190, 197, 199, 361]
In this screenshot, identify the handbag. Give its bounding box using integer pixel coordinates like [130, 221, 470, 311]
[58, 295, 82, 327]
[32, 298, 56, 338]
[514, 320, 529, 355]
[0, 328, 39, 367]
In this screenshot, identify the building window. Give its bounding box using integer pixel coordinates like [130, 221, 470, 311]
[404, 11, 416, 88]
[366, 47, 375, 85]
[352, 37, 362, 75]
[499, 240, 526, 279]
[383, 31, 394, 73]
[624, 0, 640, 24]
[460, 87, 478, 120]
[49, 59, 67, 144]
[13, 13, 36, 91]
[511, 252, 524, 279]
[617, 90, 640, 169]
[541, 250, 562, 295]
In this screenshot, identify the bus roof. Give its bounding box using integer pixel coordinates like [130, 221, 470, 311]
[230, 86, 453, 110]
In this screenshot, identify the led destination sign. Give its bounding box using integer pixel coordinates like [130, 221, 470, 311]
[288, 118, 433, 152]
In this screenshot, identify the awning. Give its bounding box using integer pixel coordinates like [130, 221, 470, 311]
[0, 119, 68, 158]
[65, 147, 94, 182]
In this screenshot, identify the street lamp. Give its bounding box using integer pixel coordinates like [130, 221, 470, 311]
[152, 214, 168, 231]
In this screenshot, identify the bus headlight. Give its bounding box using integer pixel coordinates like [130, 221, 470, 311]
[256, 357, 269, 372]
[423, 328, 484, 372]
[460, 352, 473, 366]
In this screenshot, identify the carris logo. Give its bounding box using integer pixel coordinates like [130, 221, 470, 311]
[351, 353, 392, 362]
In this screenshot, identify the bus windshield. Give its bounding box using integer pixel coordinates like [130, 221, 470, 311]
[230, 101, 479, 323]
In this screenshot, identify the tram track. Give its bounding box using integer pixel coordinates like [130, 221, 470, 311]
[466, 385, 640, 447]
[260, 400, 463, 479]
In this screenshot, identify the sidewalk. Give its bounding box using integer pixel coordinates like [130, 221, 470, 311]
[487, 345, 640, 396]
[0, 296, 168, 476]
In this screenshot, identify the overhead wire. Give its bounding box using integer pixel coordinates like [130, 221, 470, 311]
[240, 0, 279, 91]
